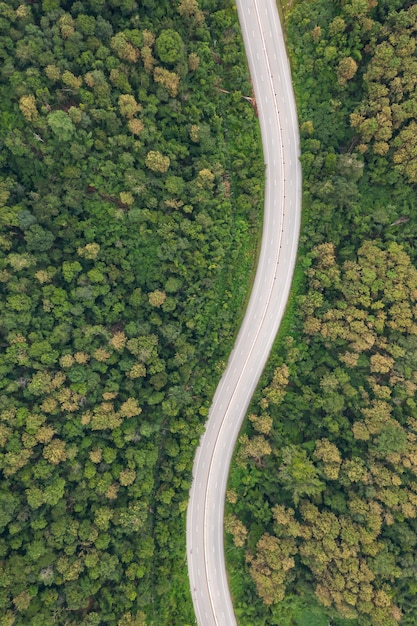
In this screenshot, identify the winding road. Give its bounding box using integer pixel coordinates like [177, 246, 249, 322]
[186, 1, 301, 624]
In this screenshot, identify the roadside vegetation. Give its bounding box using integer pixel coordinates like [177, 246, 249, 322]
[0, 1, 264, 624]
[226, 1, 417, 625]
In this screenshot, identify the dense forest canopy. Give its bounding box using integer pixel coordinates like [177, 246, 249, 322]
[227, 0, 417, 625]
[0, 1, 263, 624]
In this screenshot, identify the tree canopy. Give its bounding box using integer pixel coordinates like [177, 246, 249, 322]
[226, 0, 417, 624]
[0, 1, 263, 624]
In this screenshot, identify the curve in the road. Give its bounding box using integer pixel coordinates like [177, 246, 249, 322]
[186, 1, 302, 624]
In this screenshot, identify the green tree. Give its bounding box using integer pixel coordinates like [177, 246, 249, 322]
[278, 446, 325, 504]
[47, 111, 75, 142]
[155, 29, 184, 64]
[24, 225, 55, 252]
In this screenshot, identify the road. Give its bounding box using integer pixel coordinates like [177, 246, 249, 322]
[186, 1, 301, 624]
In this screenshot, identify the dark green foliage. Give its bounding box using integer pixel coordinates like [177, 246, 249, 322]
[227, 0, 417, 624]
[0, 1, 263, 624]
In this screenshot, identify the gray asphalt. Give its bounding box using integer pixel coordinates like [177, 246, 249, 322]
[186, 1, 302, 624]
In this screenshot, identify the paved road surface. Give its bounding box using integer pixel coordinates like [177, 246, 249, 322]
[186, 1, 301, 624]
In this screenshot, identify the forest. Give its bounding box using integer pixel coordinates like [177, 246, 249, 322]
[226, 0, 417, 625]
[0, 1, 264, 624]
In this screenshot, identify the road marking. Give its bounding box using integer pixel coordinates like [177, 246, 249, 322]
[187, 1, 301, 624]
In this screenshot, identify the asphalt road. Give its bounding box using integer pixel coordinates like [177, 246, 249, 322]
[186, 1, 301, 624]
